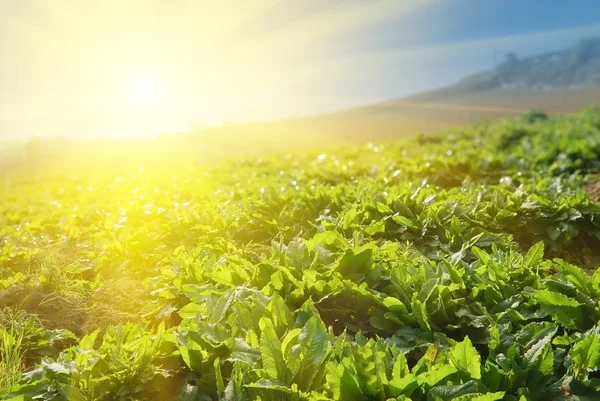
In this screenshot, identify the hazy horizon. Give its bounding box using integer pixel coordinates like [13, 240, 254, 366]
[1, 0, 600, 142]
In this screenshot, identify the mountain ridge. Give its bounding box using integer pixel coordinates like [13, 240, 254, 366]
[406, 38, 600, 102]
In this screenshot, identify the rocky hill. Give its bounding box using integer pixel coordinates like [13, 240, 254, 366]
[412, 38, 600, 101]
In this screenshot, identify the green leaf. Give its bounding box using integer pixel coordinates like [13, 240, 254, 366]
[295, 316, 330, 391]
[389, 374, 418, 397]
[266, 294, 294, 338]
[516, 322, 557, 350]
[427, 380, 479, 400]
[392, 351, 410, 378]
[571, 331, 600, 378]
[342, 207, 358, 230]
[450, 336, 481, 380]
[481, 362, 507, 393]
[180, 346, 204, 373]
[215, 357, 225, 396]
[376, 202, 393, 214]
[259, 318, 286, 381]
[326, 358, 367, 401]
[178, 302, 204, 320]
[453, 392, 505, 401]
[523, 241, 544, 267]
[412, 298, 432, 331]
[281, 328, 302, 358]
[539, 304, 584, 330]
[78, 329, 100, 350]
[418, 364, 458, 387]
[244, 379, 293, 393]
[534, 290, 581, 307]
[471, 246, 491, 264]
[209, 290, 235, 323]
[230, 338, 261, 368]
[554, 258, 596, 295]
[523, 333, 554, 375]
[335, 247, 373, 277]
[392, 215, 418, 230]
[384, 297, 410, 315]
[57, 385, 87, 401]
[365, 220, 386, 235]
[224, 362, 248, 401]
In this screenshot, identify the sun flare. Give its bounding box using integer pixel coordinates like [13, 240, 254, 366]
[125, 74, 162, 111]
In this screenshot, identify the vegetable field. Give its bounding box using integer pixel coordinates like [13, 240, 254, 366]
[3, 108, 600, 400]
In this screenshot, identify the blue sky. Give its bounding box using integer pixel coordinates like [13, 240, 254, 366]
[245, 0, 600, 52]
[0, 0, 599, 141]
[260, 0, 600, 102]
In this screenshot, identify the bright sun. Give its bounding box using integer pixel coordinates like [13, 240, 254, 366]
[125, 74, 162, 110]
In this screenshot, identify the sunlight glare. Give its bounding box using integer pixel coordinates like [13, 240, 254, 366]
[126, 74, 162, 111]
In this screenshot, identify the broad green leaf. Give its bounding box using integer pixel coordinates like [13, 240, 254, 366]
[392, 351, 410, 378]
[450, 336, 481, 380]
[453, 392, 505, 401]
[481, 362, 507, 393]
[412, 298, 432, 331]
[365, 220, 386, 235]
[335, 247, 373, 276]
[384, 297, 410, 315]
[57, 385, 87, 401]
[266, 294, 294, 338]
[523, 334, 554, 375]
[296, 316, 330, 391]
[570, 331, 600, 378]
[417, 364, 458, 387]
[79, 329, 100, 350]
[554, 258, 597, 296]
[325, 358, 367, 401]
[209, 290, 235, 323]
[281, 328, 302, 357]
[215, 357, 225, 396]
[534, 290, 581, 307]
[376, 202, 393, 214]
[523, 241, 544, 267]
[244, 379, 293, 393]
[539, 304, 584, 329]
[178, 302, 204, 320]
[229, 338, 261, 368]
[427, 380, 479, 400]
[224, 362, 248, 401]
[392, 215, 418, 230]
[342, 207, 358, 230]
[471, 246, 491, 264]
[259, 318, 286, 381]
[389, 374, 418, 397]
[180, 345, 204, 373]
[515, 322, 557, 350]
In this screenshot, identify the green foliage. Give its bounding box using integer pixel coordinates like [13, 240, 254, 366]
[3, 109, 600, 399]
[0, 326, 25, 390]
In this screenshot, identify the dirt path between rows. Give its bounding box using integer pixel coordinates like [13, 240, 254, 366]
[0, 277, 154, 336]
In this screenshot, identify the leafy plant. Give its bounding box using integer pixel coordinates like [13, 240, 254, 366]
[3, 108, 600, 399]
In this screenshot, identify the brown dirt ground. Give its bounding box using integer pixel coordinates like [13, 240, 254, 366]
[81, 277, 155, 333]
[0, 277, 155, 336]
[585, 180, 600, 203]
[560, 178, 600, 270]
[0, 285, 86, 334]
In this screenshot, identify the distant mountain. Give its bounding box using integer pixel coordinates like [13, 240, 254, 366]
[411, 38, 600, 101]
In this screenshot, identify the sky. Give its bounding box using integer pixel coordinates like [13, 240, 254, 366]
[1, 0, 599, 141]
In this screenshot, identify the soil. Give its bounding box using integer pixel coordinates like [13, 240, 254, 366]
[82, 277, 155, 333]
[0, 285, 86, 335]
[584, 179, 600, 203]
[0, 277, 155, 336]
